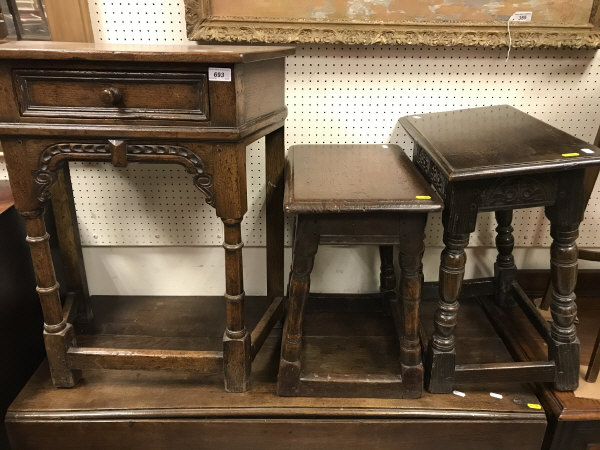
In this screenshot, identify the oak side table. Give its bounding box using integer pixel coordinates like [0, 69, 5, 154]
[277, 144, 443, 398]
[400, 105, 600, 393]
[0, 41, 295, 392]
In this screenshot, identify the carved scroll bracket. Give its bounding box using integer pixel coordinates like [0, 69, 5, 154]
[33, 141, 215, 206]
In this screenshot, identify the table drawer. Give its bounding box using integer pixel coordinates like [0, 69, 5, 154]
[14, 70, 209, 121]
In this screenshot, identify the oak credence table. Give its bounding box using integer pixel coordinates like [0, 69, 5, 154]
[0, 41, 294, 392]
[401, 105, 600, 393]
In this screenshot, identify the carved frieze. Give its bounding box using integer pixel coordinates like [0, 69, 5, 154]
[413, 144, 447, 199]
[190, 22, 600, 48]
[33, 142, 215, 206]
[479, 175, 556, 210]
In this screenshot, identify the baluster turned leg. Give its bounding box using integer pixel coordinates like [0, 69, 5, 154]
[277, 215, 319, 396]
[547, 223, 580, 390]
[397, 218, 426, 398]
[426, 230, 469, 393]
[22, 209, 80, 387]
[222, 217, 251, 393]
[494, 209, 516, 307]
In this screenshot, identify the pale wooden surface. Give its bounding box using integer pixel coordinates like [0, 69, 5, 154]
[44, 0, 94, 43]
[0, 41, 296, 62]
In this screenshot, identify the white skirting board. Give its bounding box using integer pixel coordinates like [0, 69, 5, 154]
[83, 245, 597, 296]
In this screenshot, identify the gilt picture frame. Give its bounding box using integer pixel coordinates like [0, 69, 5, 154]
[185, 0, 600, 48]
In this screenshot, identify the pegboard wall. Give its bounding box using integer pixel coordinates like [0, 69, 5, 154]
[1, 0, 599, 251]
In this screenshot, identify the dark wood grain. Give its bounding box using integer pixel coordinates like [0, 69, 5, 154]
[455, 361, 556, 383]
[6, 295, 547, 450]
[400, 105, 600, 181]
[484, 294, 600, 450]
[279, 144, 442, 398]
[402, 105, 599, 394]
[284, 144, 442, 214]
[0, 43, 294, 392]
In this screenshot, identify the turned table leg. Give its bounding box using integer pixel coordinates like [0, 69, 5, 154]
[426, 230, 469, 393]
[222, 217, 251, 393]
[22, 208, 80, 387]
[277, 215, 319, 396]
[494, 209, 516, 307]
[265, 126, 285, 299]
[397, 217, 426, 398]
[544, 170, 585, 391]
[547, 223, 580, 390]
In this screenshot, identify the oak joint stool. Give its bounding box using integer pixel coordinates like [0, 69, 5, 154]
[277, 144, 443, 398]
[400, 105, 600, 393]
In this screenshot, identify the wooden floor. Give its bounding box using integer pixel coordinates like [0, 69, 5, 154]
[5, 290, 547, 450]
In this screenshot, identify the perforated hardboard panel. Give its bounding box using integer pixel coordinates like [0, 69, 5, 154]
[1, 1, 599, 249]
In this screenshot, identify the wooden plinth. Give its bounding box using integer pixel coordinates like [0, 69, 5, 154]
[5, 294, 547, 450]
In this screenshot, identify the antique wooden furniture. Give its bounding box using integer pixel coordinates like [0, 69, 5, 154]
[0, 41, 295, 392]
[400, 105, 600, 393]
[540, 125, 600, 383]
[277, 144, 442, 398]
[5, 294, 547, 450]
[482, 290, 600, 450]
[0, 180, 45, 448]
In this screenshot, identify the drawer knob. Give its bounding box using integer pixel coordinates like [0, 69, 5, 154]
[101, 87, 123, 106]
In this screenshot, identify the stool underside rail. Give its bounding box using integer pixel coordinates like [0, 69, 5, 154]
[61, 292, 77, 325]
[479, 292, 559, 386]
[455, 361, 556, 384]
[250, 296, 284, 360]
[297, 373, 404, 398]
[67, 347, 224, 372]
[511, 282, 551, 343]
[62, 295, 282, 375]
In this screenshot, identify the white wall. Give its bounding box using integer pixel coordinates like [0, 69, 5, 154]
[1, 0, 598, 295]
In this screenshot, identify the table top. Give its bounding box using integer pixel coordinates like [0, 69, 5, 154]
[400, 105, 600, 181]
[284, 144, 443, 214]
[0, 41, 295, 63]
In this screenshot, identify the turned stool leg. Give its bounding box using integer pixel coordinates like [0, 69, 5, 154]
[547, 223, 580, 390]
[494, 209, 516, 307]
[426, 230, 469, 393]
[222, 217, 251, 393]
[379, 246, 396, 315]
[277, 215, 319, 396]
[397, 218, 426, 398]
[22, 208, 80, 387]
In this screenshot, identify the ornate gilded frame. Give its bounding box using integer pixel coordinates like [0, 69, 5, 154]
[185, 0, 600, 48]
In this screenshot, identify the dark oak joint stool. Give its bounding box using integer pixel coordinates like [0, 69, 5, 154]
[277, 144, 442, 398]
[401, 105, 600, 393]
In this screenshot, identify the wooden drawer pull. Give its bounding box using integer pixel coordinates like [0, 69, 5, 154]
[100, 87, 123, 106]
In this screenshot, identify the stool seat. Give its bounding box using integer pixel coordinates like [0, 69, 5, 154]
[284, 144, 442, 214]
[278, 144, 443, 399]
[401, 105, 600, 181]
